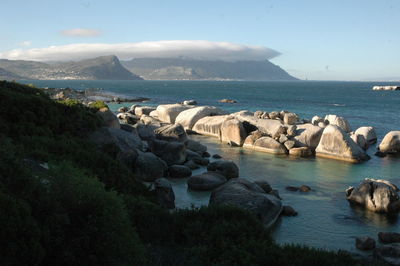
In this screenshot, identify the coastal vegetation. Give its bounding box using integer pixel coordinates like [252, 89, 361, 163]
[0, 80, 360, 265]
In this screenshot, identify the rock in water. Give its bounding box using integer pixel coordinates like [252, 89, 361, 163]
[185, 139, 207, 153]
[293, 123, 323, 150]
[253, 137, 287, 154]
[207, 160, 239, 179]
[220, 118, 247, 146]
[96, 108, 120, 129]
[155, 178, 175, 209]
[351, 126, 377, 150]
[209, 178, 283, 228]
[324, 114, 351, 132]
[156, 104, 194, 124]
[168, 165, 192, 178]
[355, 237, 375, 250]
[379, 131, 400, 154]
[243, 130, 265, 149]
[175, 106, 226, 130]
[346, 178, 400, 213]
[289, 147, 313, 157]
[315, 125, 369, 162]
[379, 232, 400, 244]
[281, 205, 298, 216]
[187, 172, 227, 191]
[134, 152, 168, 182]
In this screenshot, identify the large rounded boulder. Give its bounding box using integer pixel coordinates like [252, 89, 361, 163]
[293, 123, 323, 150]
[351, 126, 377, 150]
[175, 106, 226, 130]
[187, 172, 227, 191]
[346, 178, 400, 213]
[324, 114, 351, 132]
[96, 108, 120, 129]
[209, 178, 283, 228]
[192, 115, 229, 137]
[379, 131, 400, 154]
[207, 160, 239, 179]
[315, 125, 369, 162]
[156, 104, 194, 124]
[220, 118, 247, 146]
[150, 139, 186, 166]
[154, 123, 187, 142]
[134, 152, 168, 182]
[253, 136, 287, 154]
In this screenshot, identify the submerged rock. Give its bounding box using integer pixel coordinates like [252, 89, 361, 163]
[355, 237, 375, 250]
[379, 131, 400, 154]
[315, 125, 369, 163]
[378, 232, 400, 244]
[281, 205, 298, 216]
[346, 178, 400, 213]
[209, 178, 283, 228]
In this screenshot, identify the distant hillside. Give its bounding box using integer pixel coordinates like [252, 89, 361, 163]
[0, 56, 143, 80]
[0, 67, 26, 80]
[122, 57, 297, 81]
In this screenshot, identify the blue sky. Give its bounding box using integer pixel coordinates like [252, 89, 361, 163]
[1, 0, 399, 80]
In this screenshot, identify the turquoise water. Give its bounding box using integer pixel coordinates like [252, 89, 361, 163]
[25, 80, 400, 253]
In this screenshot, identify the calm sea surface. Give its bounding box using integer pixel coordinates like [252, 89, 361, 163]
[24, 80, 400, 253]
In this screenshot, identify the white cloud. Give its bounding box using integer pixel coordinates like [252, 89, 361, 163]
[60, 28, 101, 37]
[0, 40, 280, 62]
[18, 41, 32, 47]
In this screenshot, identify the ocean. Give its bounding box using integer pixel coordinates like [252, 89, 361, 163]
[25, 80, 400, 253]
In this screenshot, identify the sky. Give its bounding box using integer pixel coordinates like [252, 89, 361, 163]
[0, 0, 399, 80]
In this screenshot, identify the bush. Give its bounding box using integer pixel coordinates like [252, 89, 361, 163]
[89, 100, 109, 110]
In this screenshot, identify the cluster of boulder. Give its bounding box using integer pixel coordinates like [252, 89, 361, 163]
[123, 102, 387, 163]
[354, 232, 400, 265]
[87, 103, 301, 227]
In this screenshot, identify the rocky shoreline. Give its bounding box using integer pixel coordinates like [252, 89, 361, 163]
[46, 86, 400, 264]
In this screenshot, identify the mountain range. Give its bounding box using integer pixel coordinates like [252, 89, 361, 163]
[0, 55, 297, 81]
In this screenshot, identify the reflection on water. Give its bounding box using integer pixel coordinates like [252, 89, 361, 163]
[176, 134, 400, 252]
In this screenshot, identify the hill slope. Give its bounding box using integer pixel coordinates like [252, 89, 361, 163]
[122, 57, 297, 81]
[0, 56, 143, 80]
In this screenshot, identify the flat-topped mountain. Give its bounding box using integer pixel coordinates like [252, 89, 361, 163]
[122, 57, 297, 81]
[0, 55, 297, 81]
[0, 55, 143, 80]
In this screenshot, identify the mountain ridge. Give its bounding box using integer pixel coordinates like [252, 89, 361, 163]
[0, 55, 142, 80]
[122, 57, 297, 81]
[0, 55, 297, 81]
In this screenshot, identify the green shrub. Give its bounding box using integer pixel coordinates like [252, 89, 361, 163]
[89, 100, 109, 110]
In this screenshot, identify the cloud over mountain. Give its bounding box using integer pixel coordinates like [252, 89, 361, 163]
[0, 40, 280, 62]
